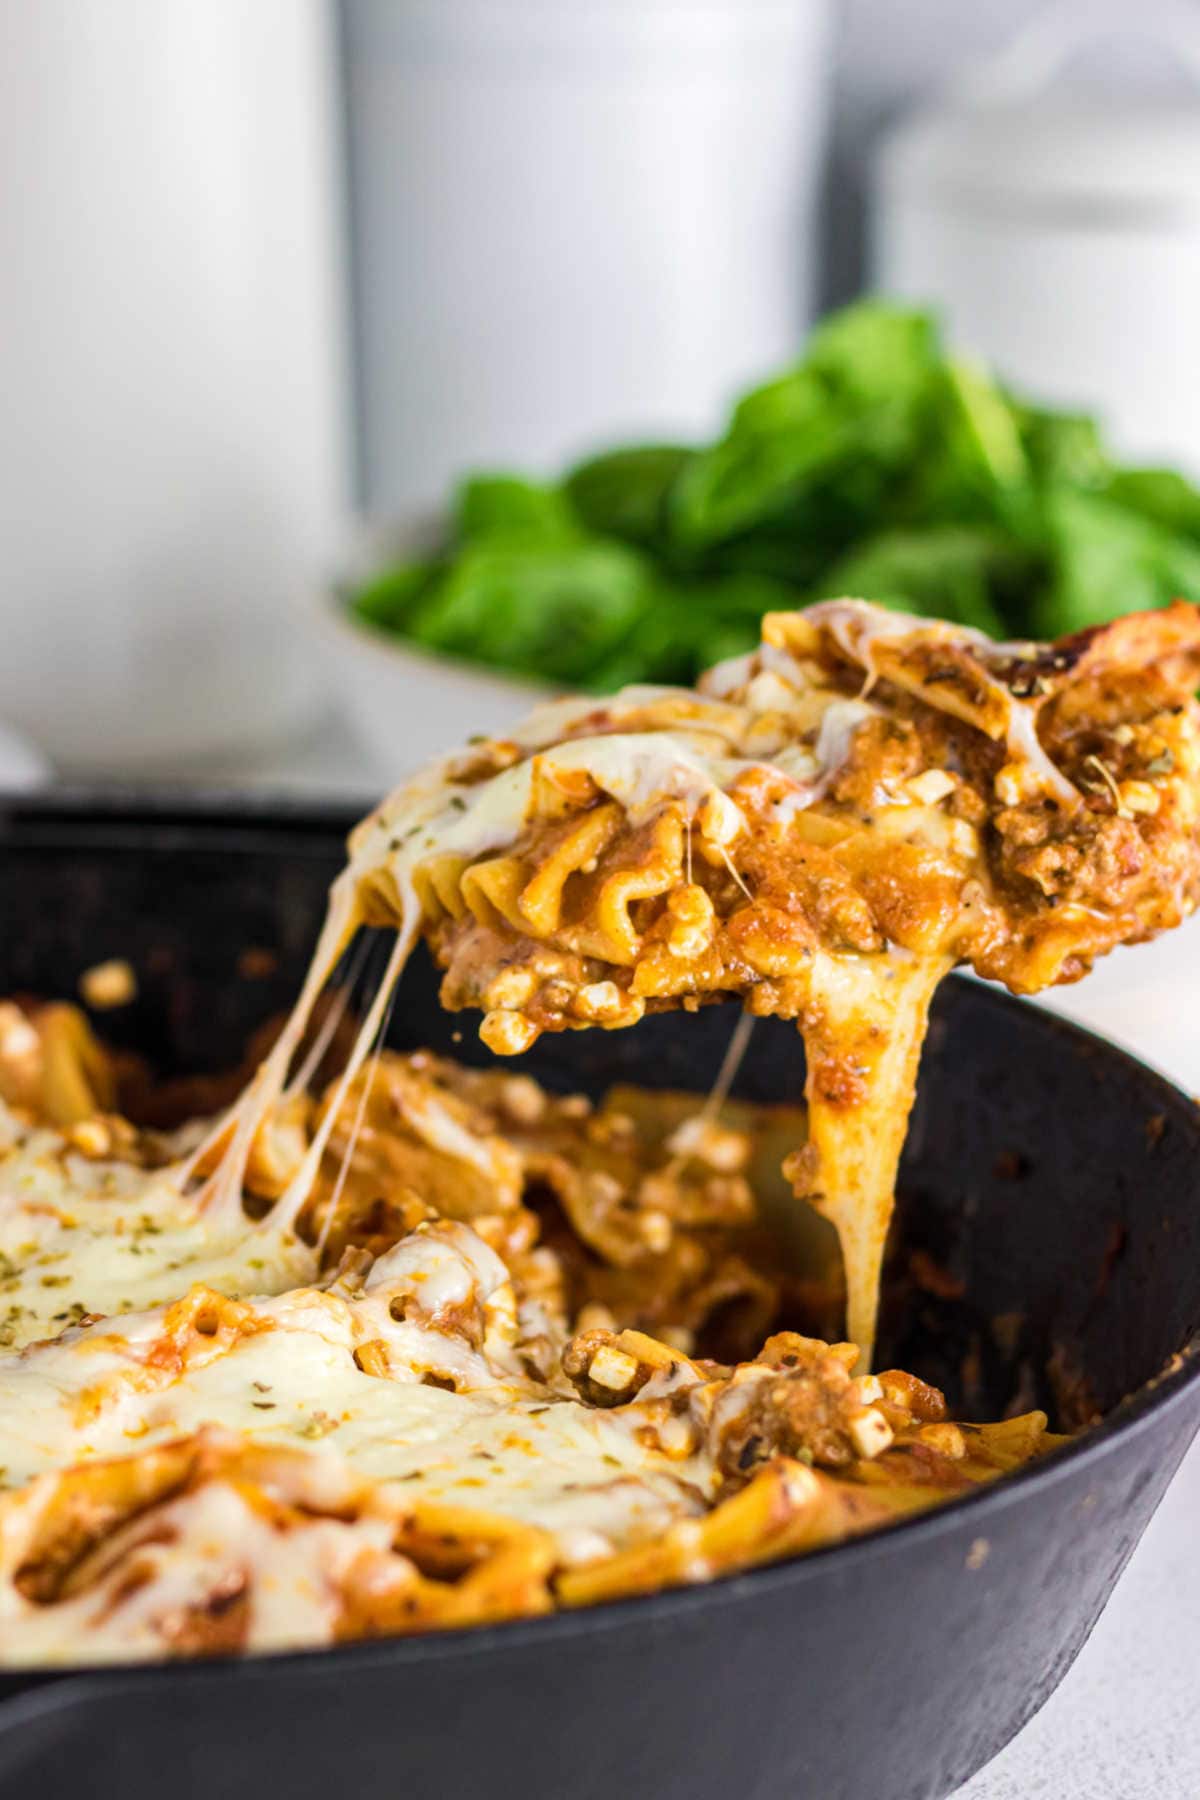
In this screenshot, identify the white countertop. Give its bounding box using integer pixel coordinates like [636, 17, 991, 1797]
[954, 921, 1200, 1800]
[954, 1438, 1200, 1799]
[37, 707, 1200, 1800]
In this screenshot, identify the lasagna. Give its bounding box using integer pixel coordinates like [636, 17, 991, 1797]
[1, 595, 1198, 1665]
[202, 598, 1200, 1360]
[0, 1018, 1055, 1663]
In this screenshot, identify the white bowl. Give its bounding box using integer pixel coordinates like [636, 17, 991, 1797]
[316, 576, 559, 778]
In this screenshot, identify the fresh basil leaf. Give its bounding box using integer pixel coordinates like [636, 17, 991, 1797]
[1101, 467, 1200, 539]
[454, 474, 575, 541]
[669, 302, 939, 551]
[564, 446, 694, 550]
[1016, 404, 1111, 490]
[817, 526, 1034, 638]
[893, 363, 1029, 531]
[585, 571, 792, 692]
[1035, 490, 1200, 636]
[404, 535, 651, 685]
[351, 560, 440, 632]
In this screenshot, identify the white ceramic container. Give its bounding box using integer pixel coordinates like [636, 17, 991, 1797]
[870, 4, 1200, 473]
[341, 0, 834, 512]
[0, 0, 347, 773]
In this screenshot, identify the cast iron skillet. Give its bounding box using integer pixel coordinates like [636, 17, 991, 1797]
[1, 791, 1198, 1800]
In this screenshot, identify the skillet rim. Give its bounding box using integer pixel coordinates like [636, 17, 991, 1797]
[1, 790, 1198, 1685]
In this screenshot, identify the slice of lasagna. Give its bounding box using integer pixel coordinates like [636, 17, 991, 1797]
[203, 599, 1200, 1364]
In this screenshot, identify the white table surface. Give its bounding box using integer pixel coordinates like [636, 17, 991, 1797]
[53, 706, 1200, 1800]
[953, 921, 1200, 1800]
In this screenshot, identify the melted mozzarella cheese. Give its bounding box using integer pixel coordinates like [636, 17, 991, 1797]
[0, 1315, 697, 1542]
[0, 1116, 314, 1349]
[0, 1478, 403, 1665]
[355, 732, 757, 882]
[0, 1197, 707, 1555]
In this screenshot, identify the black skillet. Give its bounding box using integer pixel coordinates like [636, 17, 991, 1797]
[0, 791, 1197, 1800]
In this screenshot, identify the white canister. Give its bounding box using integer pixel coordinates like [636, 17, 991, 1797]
[342, 0, 834, 515]
[870, 4, 1200, 473]
[0, 0, 347, 774]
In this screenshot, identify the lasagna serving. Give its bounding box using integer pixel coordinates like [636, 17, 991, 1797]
[2, 596, 1199, 1665]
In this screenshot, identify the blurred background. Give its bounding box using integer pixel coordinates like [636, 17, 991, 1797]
[5, 0, 1200, 800]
